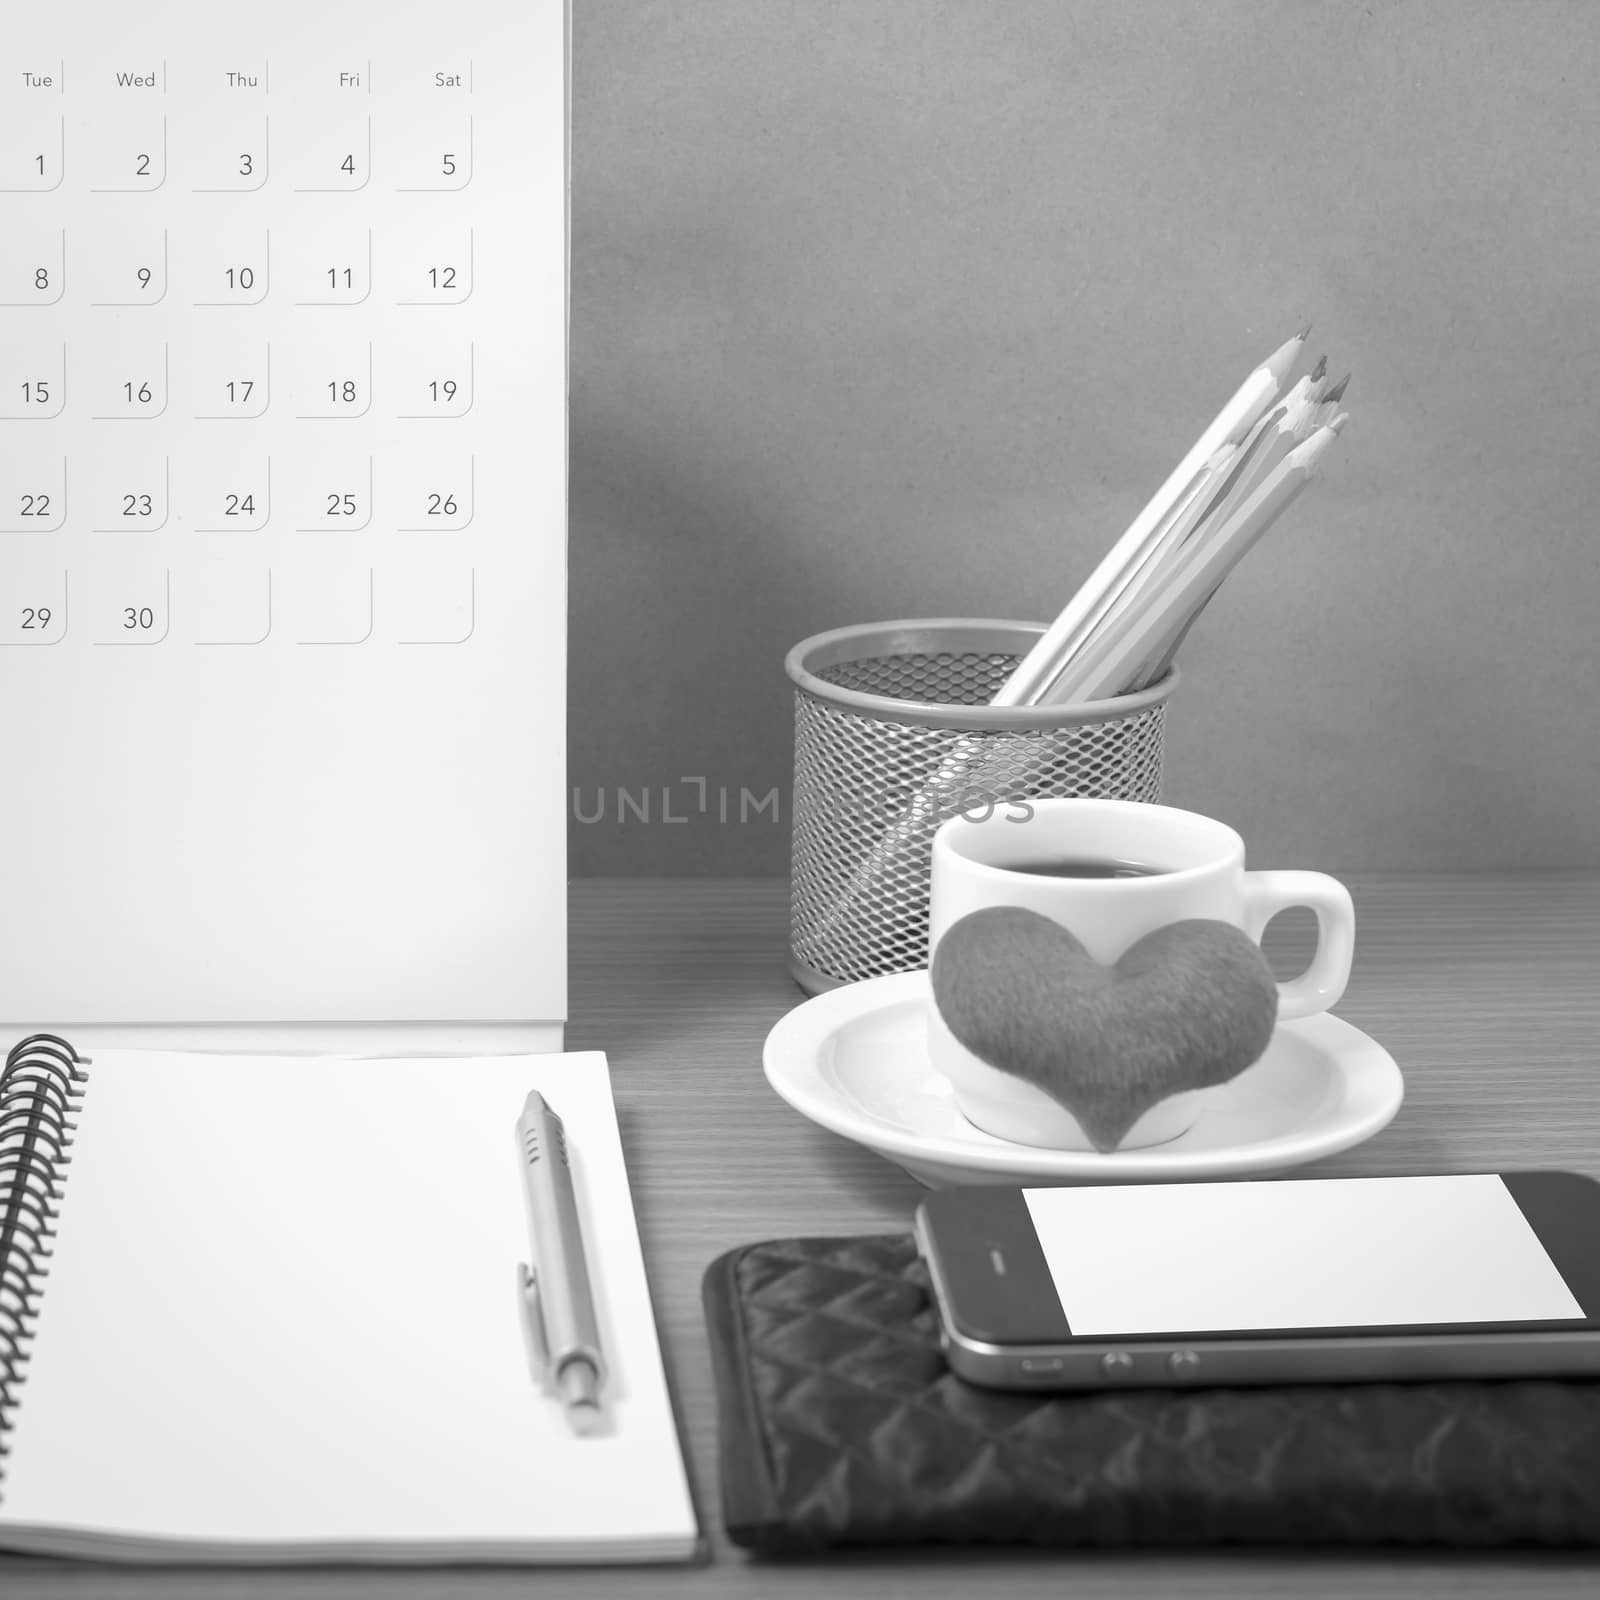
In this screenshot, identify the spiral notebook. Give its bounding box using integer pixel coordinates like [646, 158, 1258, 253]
[0, 1037, 700, 1565]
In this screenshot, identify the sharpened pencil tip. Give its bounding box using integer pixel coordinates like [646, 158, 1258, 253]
[1310, 355, 1328, 382]
[1329, 411, 1351, 434]
[1322, 374, 1350, 404]
[1295, 320, 1313, 341]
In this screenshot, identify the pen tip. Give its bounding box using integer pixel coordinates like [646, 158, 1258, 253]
[567, 1400, 606, 1437]
[559, 1361, 607, 1434]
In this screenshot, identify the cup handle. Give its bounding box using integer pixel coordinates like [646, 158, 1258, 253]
[1241, 870, 1355, 1021]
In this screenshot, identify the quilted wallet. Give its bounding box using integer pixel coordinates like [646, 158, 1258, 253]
[702, 1233, 1600, 1552]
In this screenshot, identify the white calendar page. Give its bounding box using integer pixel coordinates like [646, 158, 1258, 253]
[0, 2, 567, 1031]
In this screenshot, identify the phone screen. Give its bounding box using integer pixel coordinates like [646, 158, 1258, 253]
[1023, 1175, 1586, 1336]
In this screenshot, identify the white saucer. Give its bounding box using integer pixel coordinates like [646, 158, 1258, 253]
[763, 970, 1404, 1187]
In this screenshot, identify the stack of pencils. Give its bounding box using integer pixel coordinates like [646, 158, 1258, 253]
[993, 326, 1349, 707]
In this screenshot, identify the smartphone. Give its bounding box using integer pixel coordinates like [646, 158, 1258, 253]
[914, 1172, 1600, 1390]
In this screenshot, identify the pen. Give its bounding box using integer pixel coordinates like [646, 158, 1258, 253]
[515, 1090, 608, 1436]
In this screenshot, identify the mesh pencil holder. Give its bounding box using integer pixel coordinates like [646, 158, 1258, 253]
[786, 619, 1176, 993]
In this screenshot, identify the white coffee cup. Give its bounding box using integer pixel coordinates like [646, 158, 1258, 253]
[927, 798, 1356, 1150]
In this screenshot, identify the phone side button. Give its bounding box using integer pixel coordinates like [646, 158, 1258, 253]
[1099, 1351, 1135, 1379]
[1168, 1350, 1201, 1380]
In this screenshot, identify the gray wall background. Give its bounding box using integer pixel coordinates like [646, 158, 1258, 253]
[569, 0, 1600, 875]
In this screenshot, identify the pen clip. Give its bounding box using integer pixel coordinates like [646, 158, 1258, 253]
[516, 1262, 551, 1389]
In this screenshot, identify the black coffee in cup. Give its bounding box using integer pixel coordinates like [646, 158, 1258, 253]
[1004, 857, 1172, 880]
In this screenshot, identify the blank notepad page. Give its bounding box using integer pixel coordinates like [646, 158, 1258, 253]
[0, 1052, 697, 1563]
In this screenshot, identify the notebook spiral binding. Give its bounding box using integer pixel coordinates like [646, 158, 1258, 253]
[0, 1033, 88, 1472]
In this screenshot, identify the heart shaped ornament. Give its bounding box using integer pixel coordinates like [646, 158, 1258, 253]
[930, 907, 1279, 1153]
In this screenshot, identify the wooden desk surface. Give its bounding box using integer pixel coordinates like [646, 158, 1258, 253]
[8, 875, 1600, 1599]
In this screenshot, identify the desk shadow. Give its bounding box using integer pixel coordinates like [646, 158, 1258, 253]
[740, 1544, 1600, 1581]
